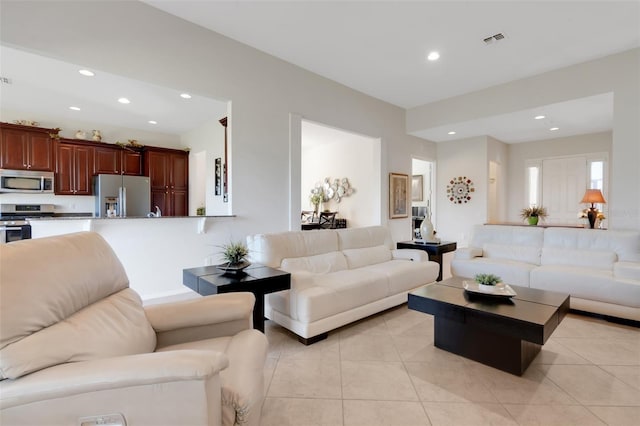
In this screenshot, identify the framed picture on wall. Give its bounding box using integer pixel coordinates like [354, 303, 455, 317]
[412, 175, 424, 201]
[389, 173, 409, 219]
[215, 157, 222, 196]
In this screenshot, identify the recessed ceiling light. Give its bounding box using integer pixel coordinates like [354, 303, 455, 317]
[427, 51, 440, 61]
[118, 97, 130, 104]
[78, 69, 95, 77]
[448, 131, 456, 135]
[550, 127, 559, 131]
[148, 120, 157, 125]
[180, 93, 192, 99]
[69, 106, 81, 111]
[534, 115, 545, 120]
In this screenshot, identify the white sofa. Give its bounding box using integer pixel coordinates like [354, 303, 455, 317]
[452, 225, 640, 322]
[247, 226, 440, 343]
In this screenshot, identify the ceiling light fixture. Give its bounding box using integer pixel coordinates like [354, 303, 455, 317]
[427, 51, 440, 61]
[550, 127, 559, 131]
[118, 97, 130, 104]
[148, 120, 157, 125]
[180, 93, 192, 99]
[69, 106, 81, 111]
[78, 69, 95, 77]
[534, 115, 545, 120]
[448, 131, 456, 135]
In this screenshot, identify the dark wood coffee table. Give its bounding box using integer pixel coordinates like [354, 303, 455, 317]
[183, 264, 291, 333]
[408, 277, 570, 375]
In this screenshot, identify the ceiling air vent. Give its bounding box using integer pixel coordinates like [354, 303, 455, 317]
[483, 33, 506, 45]
[0, 77, 12, 84]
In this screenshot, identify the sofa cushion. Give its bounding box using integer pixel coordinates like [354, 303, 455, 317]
[0, 289, 156, 380]
[543, 228, 640, 262]
[294, 269, 389, 323]
[342, 245, 392, 269]
[541, 247, 617, 270]
[247, 230, 339, 268]
[363, 259, 439, 294]
[614, 262, 640, 281]
[470, 224, 544, 248]
[451, 257, 536, 287]
[482, 243, 541, 265]
[281, 251, 348, 274]
[337, 226, 391, 250]
[531, 266, 640, 308]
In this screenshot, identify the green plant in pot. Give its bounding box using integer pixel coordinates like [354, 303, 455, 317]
[475, 273, 502, 292]
[520, 206, 548, 225]
[217, 240, 250, 274]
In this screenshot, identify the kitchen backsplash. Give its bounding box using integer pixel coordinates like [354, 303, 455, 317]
[0, 193, 94, 214]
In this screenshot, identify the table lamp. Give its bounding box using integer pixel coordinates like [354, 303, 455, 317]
[580, 189, 606, 229]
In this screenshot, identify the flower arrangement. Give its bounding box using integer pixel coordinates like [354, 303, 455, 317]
[474, 273, 502, 286]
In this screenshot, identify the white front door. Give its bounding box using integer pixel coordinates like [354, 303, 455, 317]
[542, 156, 587, 224]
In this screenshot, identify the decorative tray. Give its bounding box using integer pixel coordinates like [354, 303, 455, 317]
[463, 280, 517, 298]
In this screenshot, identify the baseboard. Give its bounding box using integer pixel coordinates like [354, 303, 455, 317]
[570, 309, 640, 328]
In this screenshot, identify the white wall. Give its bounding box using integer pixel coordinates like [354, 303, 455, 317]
[301, 121, 380, 228]
[181, 109, 230, 216]
[436, 136, 488, 247]
[1, 1, 435, 299]
[408, 49, 640, 230]
[486, 136, 508, 223]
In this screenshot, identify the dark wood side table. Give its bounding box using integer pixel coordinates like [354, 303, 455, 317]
[183, 264, 291, 332]
[396, 240, 457, 281]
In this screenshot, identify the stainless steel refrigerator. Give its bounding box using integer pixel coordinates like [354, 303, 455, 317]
[94, 175, 151, 218]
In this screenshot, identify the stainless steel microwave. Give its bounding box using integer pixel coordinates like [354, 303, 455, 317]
[0, 169, 54, 193]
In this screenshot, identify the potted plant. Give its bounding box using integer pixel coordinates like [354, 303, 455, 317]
[520, 206, 548, 225]
[217, 241, 250, 274]
[475, 273, 502, 293]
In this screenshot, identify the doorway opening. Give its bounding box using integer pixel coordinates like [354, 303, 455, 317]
[411, 158, 435, 238]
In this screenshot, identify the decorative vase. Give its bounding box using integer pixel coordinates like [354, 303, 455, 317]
[586, 208, 597, 229]
[75, 130, 86, 139]
[420, 217, 435, 241]
[92, 130, 102, 142]
[528, 216, 539, 226]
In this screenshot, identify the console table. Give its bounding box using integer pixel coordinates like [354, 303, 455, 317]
[183, 264, 291, 332]
[396, 240, 457, 281]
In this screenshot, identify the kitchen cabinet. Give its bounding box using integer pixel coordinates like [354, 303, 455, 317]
[56, 139, 93, 195]
[144, 147, 189, 216]
[0, 123, 57, 171]
[94, 145, 142, 176]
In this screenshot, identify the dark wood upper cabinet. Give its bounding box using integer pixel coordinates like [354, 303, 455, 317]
[0, 123, 57, 171]
[94, 145, 142, 176]
[143, 147, 189, 216]
[56, 139, 94, 195]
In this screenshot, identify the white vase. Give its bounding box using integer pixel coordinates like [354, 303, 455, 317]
[478, 283, 496, 293]
[419, 216, 435, 241]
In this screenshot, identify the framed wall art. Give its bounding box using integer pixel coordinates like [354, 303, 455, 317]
[412, 175, 424, 201]
[389, 173, 409, 219]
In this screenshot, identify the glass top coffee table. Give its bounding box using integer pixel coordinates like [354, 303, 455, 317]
[408, 276, 570, 375]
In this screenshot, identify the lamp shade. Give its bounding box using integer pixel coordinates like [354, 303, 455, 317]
[580, 189, 606, 204]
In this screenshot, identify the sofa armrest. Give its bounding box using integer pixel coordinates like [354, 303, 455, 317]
[146, 292, 255, 346]
[392, 249, 429, 262]
[0, 350, 228, 411]
[454, 247, 483, 260]
[614, 262, 640, 281]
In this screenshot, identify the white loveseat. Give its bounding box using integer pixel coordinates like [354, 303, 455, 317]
[451, 225, 640, 321]
[247, 226, 440, 343]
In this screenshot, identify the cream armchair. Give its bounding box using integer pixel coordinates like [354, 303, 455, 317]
[0, 232, 267, 426]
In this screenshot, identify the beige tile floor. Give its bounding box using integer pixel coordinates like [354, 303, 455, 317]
[260, 306, 640, 426]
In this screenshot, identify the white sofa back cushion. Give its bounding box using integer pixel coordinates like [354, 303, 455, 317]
[337, 226, 392, 250]
[482, 243, 541, 265]
[342, 245, 393, 269]
[541, 247, 617, 270]
[281, 251, 348, 274]
[247, 230, 339, 268]
[471, 225, 545, 249]
[543, 228, 640, 262]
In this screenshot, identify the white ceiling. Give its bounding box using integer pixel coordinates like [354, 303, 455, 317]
[143, 0, 638, 144]
[0, 46, 228, 136]
[2, 1, 639, 143]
